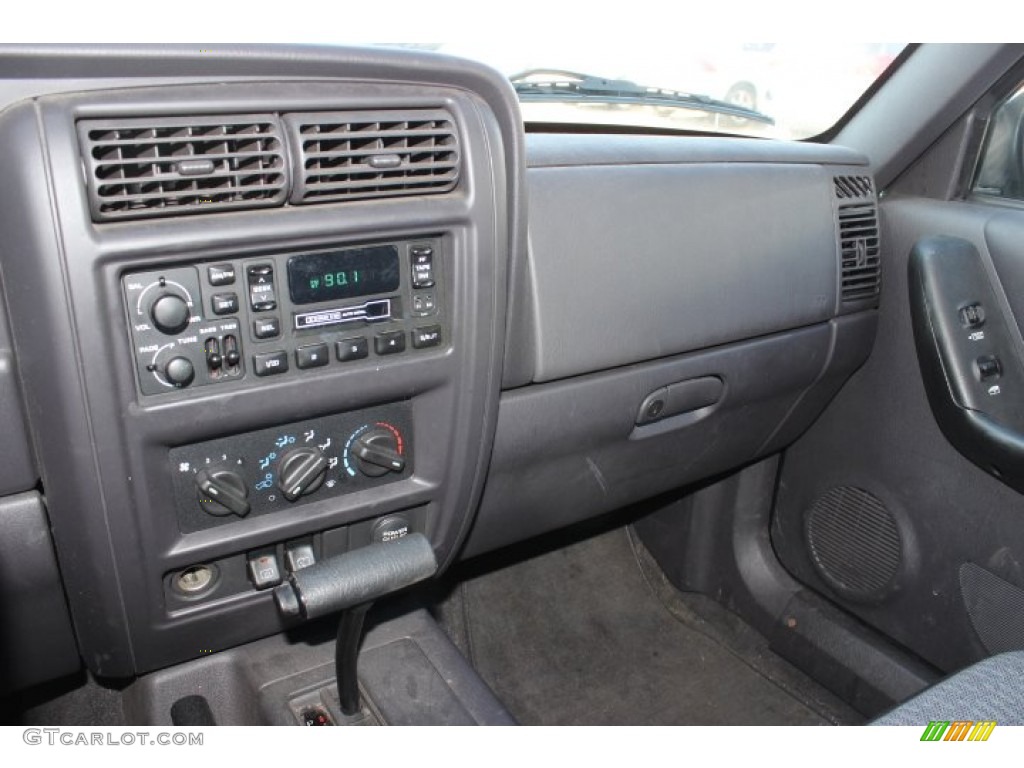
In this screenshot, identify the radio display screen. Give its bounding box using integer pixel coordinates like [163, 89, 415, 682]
[287, 246, 400, 305]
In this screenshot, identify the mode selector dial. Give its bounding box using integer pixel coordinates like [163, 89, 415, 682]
[150, 292, 192, 335]
[353, 429, 406, 477]
[196, 468, 250, 517]
[278, 447, 328, 502]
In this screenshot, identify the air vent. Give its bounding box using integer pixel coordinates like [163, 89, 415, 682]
[834, 175, 873, 199]
[79, 116, 287, 221]
[285, 109, 460, 205]
[834, 175, 881, 304]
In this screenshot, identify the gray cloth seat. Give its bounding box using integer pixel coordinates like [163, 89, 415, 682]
[873, 651, 1024, 725]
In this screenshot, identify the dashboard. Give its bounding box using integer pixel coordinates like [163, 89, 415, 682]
[0, 45, 880, 692]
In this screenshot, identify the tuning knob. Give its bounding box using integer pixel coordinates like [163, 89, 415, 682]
[151, 293, 191, 335]
[163, 356, 195, 388]
[195, 468, 250, 517]
[353, 429, 406, 477]
[277, 447, 329, 502]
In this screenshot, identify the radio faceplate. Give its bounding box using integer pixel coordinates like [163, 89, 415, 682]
[122, 237, 447, 396]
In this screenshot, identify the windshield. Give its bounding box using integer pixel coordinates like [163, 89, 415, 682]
[433, 42, 906, 140]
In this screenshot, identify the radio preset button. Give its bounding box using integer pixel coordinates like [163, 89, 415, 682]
[253, 317, 281, 340]
[336, 337, 369, 362]
[207, 264, 236, 286]
[212, 293, 239, 316]
[296, 343, 329, 370]
[253, 350, 289, 377]
[375, 331, 406, 356]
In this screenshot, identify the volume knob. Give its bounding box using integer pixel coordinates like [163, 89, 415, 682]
[151, 293, 191, 335]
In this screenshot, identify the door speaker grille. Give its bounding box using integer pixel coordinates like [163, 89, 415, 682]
[805, 486, 902, 602]
[959, 563, 1024, 654]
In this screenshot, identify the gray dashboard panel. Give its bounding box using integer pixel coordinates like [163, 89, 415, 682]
[526, 133, 869, 168]
[526, 162, 839, 382]
[465, 325, 833, 559]
[0, 492, 79, 692]
[0, 303, 35, 495]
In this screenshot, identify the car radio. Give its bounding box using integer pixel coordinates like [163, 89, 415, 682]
[122, 237, 446, 396]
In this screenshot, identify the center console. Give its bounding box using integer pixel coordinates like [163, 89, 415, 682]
[0, 50, 522, 681]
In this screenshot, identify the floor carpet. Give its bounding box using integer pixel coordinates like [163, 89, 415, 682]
[454, 526, 861, 725]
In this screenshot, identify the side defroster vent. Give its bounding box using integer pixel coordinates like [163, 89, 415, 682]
[78, 116, 287, 221]
[285, 109, 460, 205]
[834, 175, 881, 305]
[834, 175, 873, 199]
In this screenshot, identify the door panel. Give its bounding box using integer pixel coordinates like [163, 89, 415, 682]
[772, 197, 1024, 673]
[908, 234, 1024, 493]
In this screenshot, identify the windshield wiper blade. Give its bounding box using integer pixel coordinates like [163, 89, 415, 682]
[510, 69, 774, 126]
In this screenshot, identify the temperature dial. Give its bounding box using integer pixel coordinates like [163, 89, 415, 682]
[195, 468, 250, 517]
[353, 428, 406, 477]
[151, 293, 192, 335]
[277, 447, 328, 501]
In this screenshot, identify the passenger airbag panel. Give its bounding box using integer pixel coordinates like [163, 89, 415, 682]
[526, 163, 837, 382]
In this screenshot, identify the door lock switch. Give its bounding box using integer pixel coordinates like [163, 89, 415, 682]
[977, 355, 1002, 381]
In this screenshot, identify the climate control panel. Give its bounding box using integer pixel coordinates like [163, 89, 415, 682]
[169, 403, 413, 532]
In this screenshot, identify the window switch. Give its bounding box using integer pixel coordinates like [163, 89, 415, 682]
[960, 303, 985, 328]
[977, 355, 1002, 381]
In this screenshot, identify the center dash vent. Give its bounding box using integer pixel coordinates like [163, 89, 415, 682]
[79, 115, 287, 221]
[285, 109, 460, 205]
[834, 175, 881, 304]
